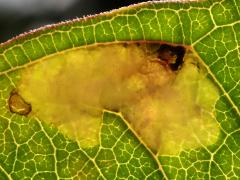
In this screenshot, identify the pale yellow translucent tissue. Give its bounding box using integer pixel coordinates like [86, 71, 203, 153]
[18, 44, 220, 155]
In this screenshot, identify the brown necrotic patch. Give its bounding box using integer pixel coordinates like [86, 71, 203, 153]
[17, 42, 220, 155]
[8, 90, 32, 116]
[157, 44, 186, 71]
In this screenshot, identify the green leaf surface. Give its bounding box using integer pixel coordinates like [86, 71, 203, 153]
[0, 0, 240, 179]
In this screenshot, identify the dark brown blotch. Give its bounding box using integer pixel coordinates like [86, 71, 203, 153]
[8, 90, 31, 116]
[157, 44, 186, 71]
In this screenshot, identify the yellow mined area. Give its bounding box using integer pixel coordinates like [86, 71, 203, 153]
[17, 43, 220, 155]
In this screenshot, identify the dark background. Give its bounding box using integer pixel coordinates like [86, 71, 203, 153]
[0, 0, 145, 43]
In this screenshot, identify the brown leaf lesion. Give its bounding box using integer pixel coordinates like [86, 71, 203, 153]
[8, 89, 32, 116]
[157, 44, 186, 71]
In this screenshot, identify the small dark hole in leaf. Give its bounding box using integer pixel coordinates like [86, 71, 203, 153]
[8, 90, 32, 116]
[157, 44, 186, 71]
[122, 43, 129, 48]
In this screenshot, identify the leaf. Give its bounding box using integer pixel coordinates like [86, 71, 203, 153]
[0, 0, 239, 179]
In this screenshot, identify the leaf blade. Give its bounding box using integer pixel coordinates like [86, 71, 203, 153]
[0, 0, 239, 179]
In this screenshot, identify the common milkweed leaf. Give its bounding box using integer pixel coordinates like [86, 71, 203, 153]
[0, 0, 239, 179]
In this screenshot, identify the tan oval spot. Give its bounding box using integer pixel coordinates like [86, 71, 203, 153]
[8, 90, 32, 116]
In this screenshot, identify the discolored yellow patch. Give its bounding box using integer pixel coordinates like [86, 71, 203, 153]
[17, 43, 220, 154]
